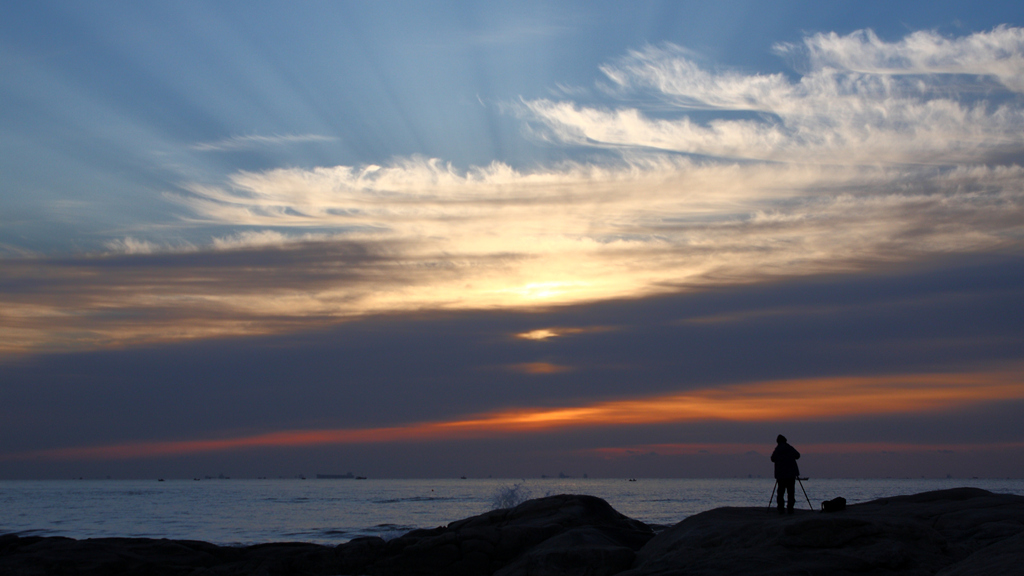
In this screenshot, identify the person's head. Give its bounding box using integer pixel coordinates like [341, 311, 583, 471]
[777, 434, 787, 444]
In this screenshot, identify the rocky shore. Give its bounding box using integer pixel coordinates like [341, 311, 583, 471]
[2, 487, 1022, 575]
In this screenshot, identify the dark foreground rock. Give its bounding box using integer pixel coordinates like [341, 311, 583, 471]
[1, 488, 1022, 575]
[0, 537, 339, 576]
[623, 487, 1024, 576]
[338, 493, 654, 576]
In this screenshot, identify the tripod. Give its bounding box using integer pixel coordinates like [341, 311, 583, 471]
[766, 477, 813, 512]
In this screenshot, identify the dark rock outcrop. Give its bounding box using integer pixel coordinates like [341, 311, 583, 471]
[2, 488, 1022, 575]
[339, 493, 655, 576]
[0, 536, 341, 576]
[622, 487, 1024, 576]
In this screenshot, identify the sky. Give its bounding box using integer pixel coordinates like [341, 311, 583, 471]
[1, 0, 1023, 480]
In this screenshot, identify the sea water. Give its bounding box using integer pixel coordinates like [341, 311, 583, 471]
[2, 478, 1023, 546]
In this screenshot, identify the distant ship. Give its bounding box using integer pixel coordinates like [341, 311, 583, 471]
[316, 473, 356, 479]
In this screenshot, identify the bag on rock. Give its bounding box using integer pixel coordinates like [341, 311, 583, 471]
[821, 497, 846, 512]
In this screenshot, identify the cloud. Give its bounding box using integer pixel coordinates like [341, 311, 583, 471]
[0, 243, 38, 258]
[104, 231, 339, 255]
[104, 237, 199, 255]
[0, 241, 404, 354]
[589, 441, 1024, 458]
[206, 230, 345, 250]
[5, 155, 1022, 355]
[177, 154, 1023, 290]
[514, 327, 607, 340]
[779, 25, 1024, 92]
[190, 133, 337, 152]
[506, 362, 572, 374]
[516, 328, 563, 341]
[526, 28, 1024, 164]
[8, 366, 1021, 461]
[2, 27, 1023, 356]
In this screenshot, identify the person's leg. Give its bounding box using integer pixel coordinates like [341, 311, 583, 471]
[779, 478, 795, 512]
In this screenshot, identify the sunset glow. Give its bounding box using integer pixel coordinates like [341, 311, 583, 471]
[11, 367, 1021, 462]
[587, 441, 1024, 457]
[2, 4, 1022, 480]
[507, 362, 573, 374]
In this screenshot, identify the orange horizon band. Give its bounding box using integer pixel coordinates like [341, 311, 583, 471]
[6, 367, 1022, 461]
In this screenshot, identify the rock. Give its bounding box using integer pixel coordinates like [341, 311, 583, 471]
[936, 531, 1024, 576]
[622, 487, 1024, 576]
[494, 526, 638, 576]
[0, 535, 338, 576]
[352, 494, 655, 576]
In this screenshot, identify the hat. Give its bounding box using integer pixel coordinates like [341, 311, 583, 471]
[776, 434, 787, 444]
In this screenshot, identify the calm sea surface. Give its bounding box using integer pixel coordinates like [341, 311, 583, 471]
[2, 478, 1023, 546]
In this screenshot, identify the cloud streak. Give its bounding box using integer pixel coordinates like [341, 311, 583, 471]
[783, 25, 1024, 92]
[588, 441, 1024, 458]
[8, 366, 1021, 461]
[529, 28, 1024, 164]
[190, 133, 337, 152]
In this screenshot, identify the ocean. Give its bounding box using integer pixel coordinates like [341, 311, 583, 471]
[3, 478, 1023, 546]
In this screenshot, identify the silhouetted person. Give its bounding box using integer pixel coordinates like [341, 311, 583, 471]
[771, 434, 800, 514]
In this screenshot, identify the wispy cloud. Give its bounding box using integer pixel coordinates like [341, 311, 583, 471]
[587, 440, 1024, 458]
[8, 366, 1021, 461]
[104, 237, 165, 255]
[506, 362, 573, 374]
[514, 326, 608, 340]
[2, 27, 1023, 355]
[527, 28, 1024, 164]
[779, 25, 1024, 92]
[191, 133, 337, 152]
